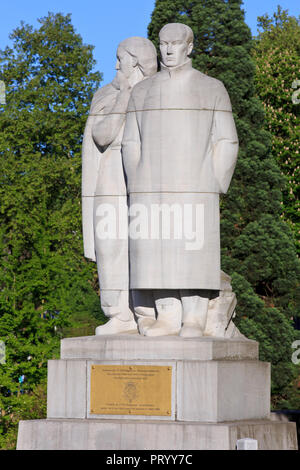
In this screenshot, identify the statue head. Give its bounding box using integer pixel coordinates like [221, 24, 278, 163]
[159, 23, 194, 68]
[115, 37, 157, 87]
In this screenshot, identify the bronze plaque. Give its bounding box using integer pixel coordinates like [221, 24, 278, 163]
[90, 365, 172, 416]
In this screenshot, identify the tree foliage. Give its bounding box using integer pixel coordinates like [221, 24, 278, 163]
[253, 6, 300, 253]
[0, 12, 103, 447]
[148, 0, 300, 407]
[0, 381, 47, 449]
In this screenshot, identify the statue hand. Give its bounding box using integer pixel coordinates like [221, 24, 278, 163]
[116, 70, 131, 92]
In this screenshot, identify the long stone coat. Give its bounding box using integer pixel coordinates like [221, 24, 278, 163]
[82, 82, 129, 293]
[122, 59, 239, 290]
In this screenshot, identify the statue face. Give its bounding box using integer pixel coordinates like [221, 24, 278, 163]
[116, 46, 135, 79]
[159, 25, 192, 68]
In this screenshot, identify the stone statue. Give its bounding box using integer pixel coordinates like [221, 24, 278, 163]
[82, 37, 157, 335]
[122, 23, 239, 337]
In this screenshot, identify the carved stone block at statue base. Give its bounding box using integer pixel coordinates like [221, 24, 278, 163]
[45, 358, 270, 423]
[16, 335, 298, 450]
[44, 335, 270, 423]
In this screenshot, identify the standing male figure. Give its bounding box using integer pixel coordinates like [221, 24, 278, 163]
[122, 23, 239, 337]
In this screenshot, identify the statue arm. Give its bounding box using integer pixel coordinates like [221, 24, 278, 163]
[92, 89, 131, 152]
[121, 93, 141, 190]
[212, 85, 239, 194]
[81, 88, 108, 262]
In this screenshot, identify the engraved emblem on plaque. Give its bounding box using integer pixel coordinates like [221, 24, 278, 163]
[123, 382, 138, 403]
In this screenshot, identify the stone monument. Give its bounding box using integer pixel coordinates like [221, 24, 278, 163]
[17, 25, 297, 450]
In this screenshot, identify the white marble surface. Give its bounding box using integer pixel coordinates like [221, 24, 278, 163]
[177, 360, 270, 422]
[60, 335, 259, 361]
[17, 418, 298, 450]
[47, 360, 87, 419]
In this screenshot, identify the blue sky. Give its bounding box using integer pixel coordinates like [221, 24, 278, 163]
[0, 0, 299, 85]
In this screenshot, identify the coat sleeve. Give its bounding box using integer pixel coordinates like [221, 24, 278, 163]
[92, 89, 131, 152]
[121, 92, 141, 193]
[81, 89, 108, 261]
[211, 83, 239, 194]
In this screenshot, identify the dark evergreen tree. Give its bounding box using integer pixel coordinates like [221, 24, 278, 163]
[0, 13, 104, 447]
[148, 0, 300, 407]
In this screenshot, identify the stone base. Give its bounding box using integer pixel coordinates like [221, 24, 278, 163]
[16, 334, 298, 450]
[17, 417, 298, 450]
[59, 333, 258, 362]
[46, 335, 270, 423]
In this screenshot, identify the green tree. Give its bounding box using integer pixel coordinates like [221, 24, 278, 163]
[148, 0, 300, 407]
[253, 6, 300, 254]
[0, 12, 103, 448]
[0, 380, 47, 450]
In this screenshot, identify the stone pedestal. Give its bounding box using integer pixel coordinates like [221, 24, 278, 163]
[17, 334, 298, 450]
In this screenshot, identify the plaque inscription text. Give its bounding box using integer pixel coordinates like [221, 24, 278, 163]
[90, 365, 172, 416]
